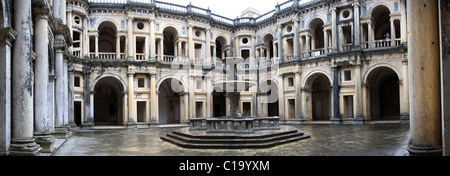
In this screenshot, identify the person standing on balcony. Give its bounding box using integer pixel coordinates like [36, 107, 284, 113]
[384, 32, 391, 40]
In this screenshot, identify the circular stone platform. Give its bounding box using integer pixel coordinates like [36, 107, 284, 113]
[160, 126, 311, 149]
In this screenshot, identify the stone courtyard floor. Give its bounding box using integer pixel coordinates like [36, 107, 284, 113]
[53, 124, 410, 156]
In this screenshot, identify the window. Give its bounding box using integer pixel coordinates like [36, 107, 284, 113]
[121, 21, 125, 29]
[395, 3, 399, 12]
[195, 30, 201, 37]
[138, 78, 145, 88]
[74, 16, 81, 25]
[196, 80, 202, 89]
[74, 76, 81, 87]
[137, 22, 144, 30]
[344, 70, 352, 81]
[362, 7, 367, 16]
[288, 77, 294, 87]
[327, 14, 331, 23]
[90, 21, 94, 28]
[182, 28, 186, 35]
[242, 38, 249, 44]
[286, 25, 292, 33]
[342, 10, 350, 18]
[156, 24, 159, 31]
[301, 21, 305, 29]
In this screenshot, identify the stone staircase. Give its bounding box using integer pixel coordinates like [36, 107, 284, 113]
[161, 127, 311, 149]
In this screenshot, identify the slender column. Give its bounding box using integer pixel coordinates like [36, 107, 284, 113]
[159, 38, 164, 61]
[331, 8, 338, 52]
[305, 34, 310, 58]
[354, 58, 363, 121]
[400, 57, 409, 123]
[67, 10, 73, 53]
[82, 17, 89, 57]
[68, 69, 76, 127]
[324, 29, 329, 54]
[273, 43, 277, 58]
[400, 0, 407, 43]
[331, 66, 341, 121]
[250, 36, 256, 68]
[10, 0, 42, 155]
[63, 61, 70, 130]
[189, 76, 195, 118]
[188, 25, 194, 60]
[278, 74, 285, 119]
[353, 3, 361, 49]
[150, 19, 156, 60]
[277, 25, 283, 62]
[206, 28, 211, 64]
[368, 21, 373, 48]
[95, 35, 99, 58]
[55, 48, 65, 130]
[177, 41, 182, 57]
[407, 0, 442, 155]
[295, 72, 302, 119]
[293, 19, 300, 59]
[127, 17, 134, 59]
[116, 35, 121, 59]
[83, 71, 94, 127]
[127, 73, 137, 127]
[150, 74, 158, 124]
[206, 77, 212, 117]
[390, 18, 396, 46]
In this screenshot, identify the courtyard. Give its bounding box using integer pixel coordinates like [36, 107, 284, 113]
[54, 124, 410, 156]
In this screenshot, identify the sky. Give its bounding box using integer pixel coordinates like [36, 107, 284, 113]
[158, 0, 281, 19]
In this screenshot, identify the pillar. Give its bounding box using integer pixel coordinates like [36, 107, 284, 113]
[354, 58, 363, 121]
[150, 19, 156, 60]
[277, 25, 283, 62]
[390, 18, 396, 46]
[159, 38, 164, 61]
[189, 76, 195, 118]
[206, 77, 212, 117]
[67, 10, 73, 53]
[177, 41, 182, 58]
[407, 0, 442, 155]
[251, 36, 256, 68]
[127, 17, 134, 59]
[368, 21, 373, 48]
[150, 74, 158, 124]
[400, 57, 409, 123]
[305, 34, 310, 58]
[95, 35, 99, 58]
[0, 28, 17, 156]
[293, 19, 300, 59]
[188, 25, 194, 60]
[331, 8, 338, 52]
[400, 0, 407, 43]
[206, 28, 211, 64]
[353, 3, 361, 49]
[116, 35, 121, 59]
[55, 48, 65, 132]
[278, 74, 285, 119]
[331, 66, 341, 121]
[82, 17, 89, 57]
[295, 72, 302, 119]
[324, 29, 329, 54]
[68, 69, 76, 127]
[10, 0, 42, 156]
[83, 70, 94, 127]
[127, 72, 137, 127]
[63, 61, 71, 135]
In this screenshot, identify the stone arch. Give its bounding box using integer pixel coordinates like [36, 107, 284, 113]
[156, 75, 187, 93]
[97, 20, 119, 53]
[261, 33, 275, 58]
[259, 78, 279, 117]
[308, 18, 326, 49]
[95, 19, 119, 32]
[365, 66, 401, 120]
[157, 76, 186, 124]
[370, 4, 392, 40]
[302, 70, 333, 89]
[363, 63, 402, 85]
[215, 35, 228, 59]
[162, 26, 180, 57]
[93, 76, 126, 125]
[303, 72, 332, 121]
[91, 74, 127, 92]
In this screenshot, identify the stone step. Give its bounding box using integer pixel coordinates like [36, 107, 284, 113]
[166, 131, 305, 144]
[161, 134, 311, 149]
[172, 129, 299, 139]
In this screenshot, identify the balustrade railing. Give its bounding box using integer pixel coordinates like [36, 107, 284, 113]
[310, 48, 325, 57]
[212, 14, 234, 25]
[342, 43, 352, 52]
[156, 1, 187, 13]
[373, 39, 391, 48]
[136, 53, 146, 61]
[73, 50, 81, 58]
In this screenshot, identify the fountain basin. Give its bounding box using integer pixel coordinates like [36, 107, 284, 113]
[189, 117, 280, 133]
[213, 80, 256, 92]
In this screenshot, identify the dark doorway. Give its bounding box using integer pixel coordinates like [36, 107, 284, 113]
[158, 78, 183, 124]
[310, 74, 331, 121]
[94, 77, 124, 126]
[213, 91, 226, 117]
[367, 67, 400, 120]
[74, 101, 82, 126]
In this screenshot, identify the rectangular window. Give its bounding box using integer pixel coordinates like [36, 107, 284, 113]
[344, 70, 352, 81]
[90, 21, 94, 28]
[74, 76, 80, 87]
[121, 21, 125, 29]
[327, 14, 331, 23]
[288, 77, 294, 87]
[138, 78, 145, 88]
[182, 28, 186, 35]
[395, 3, 399, 12]
[362, 7, 367, 16]
[301, 21, 305, 29]
[156, 24, 160, 31]
[137, 101, 146, 122]
[196, 80, 202, 89]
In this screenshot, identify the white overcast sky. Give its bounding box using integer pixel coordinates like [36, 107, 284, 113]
[159, 0, 280, 19]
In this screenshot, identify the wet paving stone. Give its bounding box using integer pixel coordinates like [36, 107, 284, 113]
[53, 125, 410, 156]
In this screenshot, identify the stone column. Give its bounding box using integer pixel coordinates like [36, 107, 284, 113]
[324, 29, 329, 54]
[295, 72, 302, 120]
[206, 77, 212, 117]
[368, 21, 373, 48]
[68, 69, 76, 127]
[407, 0, 442, 155]
[83, 70, 94, 127]
[33, 12, 56, 152]
[277, 25, 283, 62]
[150, 19, 156, 60]
[331, 66, 341, 121]
[305, 34, 310, 58]
[63, 61, 71, 135]
[83, 17, 89, 57]
[54, 47, 66, 135]
[159, 38, 164, 61]
[354, 58, 363, 122]
[293, 19, 300, 59]
[206, 28, 211, 64]
[331, 8, 338, 52]
[177, 41, 182, 58]
[10, 0, 42, 156]
[278, 74, 285, 119]
[116, 35, 121, 59]
[67, 10, 73, 53]
[251, 36, 256, 68]
[188, 25, 194, 60]
[390, 18, 396, 46]
[189, 76, 195, 118]
[0, 28, 17, 156]
[353, 3, 361, 49]
[400, 0, 407, 44]
[400, 57, 410, 123]
[150, 74, 158, 125]
[95, 35, 99, 58]
[127, 72, 137, 127]
[127, 17, 134, 59]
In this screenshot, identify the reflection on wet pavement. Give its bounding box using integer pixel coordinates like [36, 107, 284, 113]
[53, 125, 410, 156]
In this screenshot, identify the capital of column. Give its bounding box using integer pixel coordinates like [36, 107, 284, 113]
[352, 2, 360, 7]
[34, 13, 49, 21]
[277, 24, 283, 29]
[0, 28, 17, 45]
[127, 17, 134, 21]
[330, 8, 337, 13]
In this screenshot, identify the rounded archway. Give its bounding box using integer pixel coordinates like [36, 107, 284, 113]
[263, 33, 274, 58]
[371, 5, 391, 40]
[309, 18, 325, 49]
[304, 73, 332, 121]
[215, 36, 228, 59]
[163, 26, 179, 57]
[94, 77, 124, 126]
[96, 21, 117, 53]
[366, 66, 400, 120]
[157, 78, 185, 124]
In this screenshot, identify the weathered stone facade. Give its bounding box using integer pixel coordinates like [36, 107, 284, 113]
[0, 0, 449, 155]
